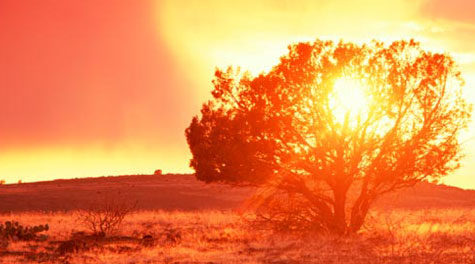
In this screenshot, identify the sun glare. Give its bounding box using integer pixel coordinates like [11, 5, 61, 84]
[329, 77, 369, 127]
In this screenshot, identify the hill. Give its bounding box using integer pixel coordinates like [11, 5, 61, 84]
[0, 174, 473, 212]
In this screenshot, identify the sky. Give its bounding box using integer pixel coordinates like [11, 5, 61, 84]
[1, 0, 475, 189]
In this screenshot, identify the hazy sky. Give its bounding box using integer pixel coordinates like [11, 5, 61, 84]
[1, 0, 475, 189]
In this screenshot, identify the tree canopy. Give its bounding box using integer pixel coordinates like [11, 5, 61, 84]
[186, 39, 471, 234]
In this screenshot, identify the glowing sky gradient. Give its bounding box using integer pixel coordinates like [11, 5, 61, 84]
[1, 0, 475, 189]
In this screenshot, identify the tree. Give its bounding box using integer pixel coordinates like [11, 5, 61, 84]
[186, 40, 472, 235]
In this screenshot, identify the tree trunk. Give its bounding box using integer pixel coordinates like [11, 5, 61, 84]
[348, 194, 371, 233]
[332, 188, 348, 235]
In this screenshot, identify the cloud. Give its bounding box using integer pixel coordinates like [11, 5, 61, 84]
[421, 0, 475, 24]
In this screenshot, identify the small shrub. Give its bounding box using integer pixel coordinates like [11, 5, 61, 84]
[0, 221, 49, 241]
[78, 194, 136, 237]
[141, 234, 156, 247]
[244, 191, 329, 234]
[163, 228, 182, 245]
[56, 238, 90, 255]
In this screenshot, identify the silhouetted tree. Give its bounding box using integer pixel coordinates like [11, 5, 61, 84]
[186, 40, 471, 235]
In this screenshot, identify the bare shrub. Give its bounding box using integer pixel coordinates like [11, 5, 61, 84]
[78, 193, 137, 237]
[242, 188, 333, 234]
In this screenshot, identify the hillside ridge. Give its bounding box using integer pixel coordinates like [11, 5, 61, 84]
[0, 173, 474, 212]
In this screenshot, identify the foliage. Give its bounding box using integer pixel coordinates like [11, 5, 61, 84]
[0, 221, 49, 241]
[186, 39, 472, 234]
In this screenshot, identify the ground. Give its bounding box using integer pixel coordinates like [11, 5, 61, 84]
[0, 209, 474, 263]
[0, 174, 474, 263]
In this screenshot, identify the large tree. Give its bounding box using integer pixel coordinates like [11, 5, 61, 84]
[186, 40, 471, 235]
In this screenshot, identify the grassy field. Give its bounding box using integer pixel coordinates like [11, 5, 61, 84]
[0, 208, 474, 263]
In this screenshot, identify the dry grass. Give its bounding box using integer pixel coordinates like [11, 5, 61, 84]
[0, 208, 474, 263]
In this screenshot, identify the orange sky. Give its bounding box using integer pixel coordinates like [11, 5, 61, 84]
[1, 0, 475, 189]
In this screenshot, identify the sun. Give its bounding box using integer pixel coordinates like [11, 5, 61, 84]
[329, 77, 369, 127]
